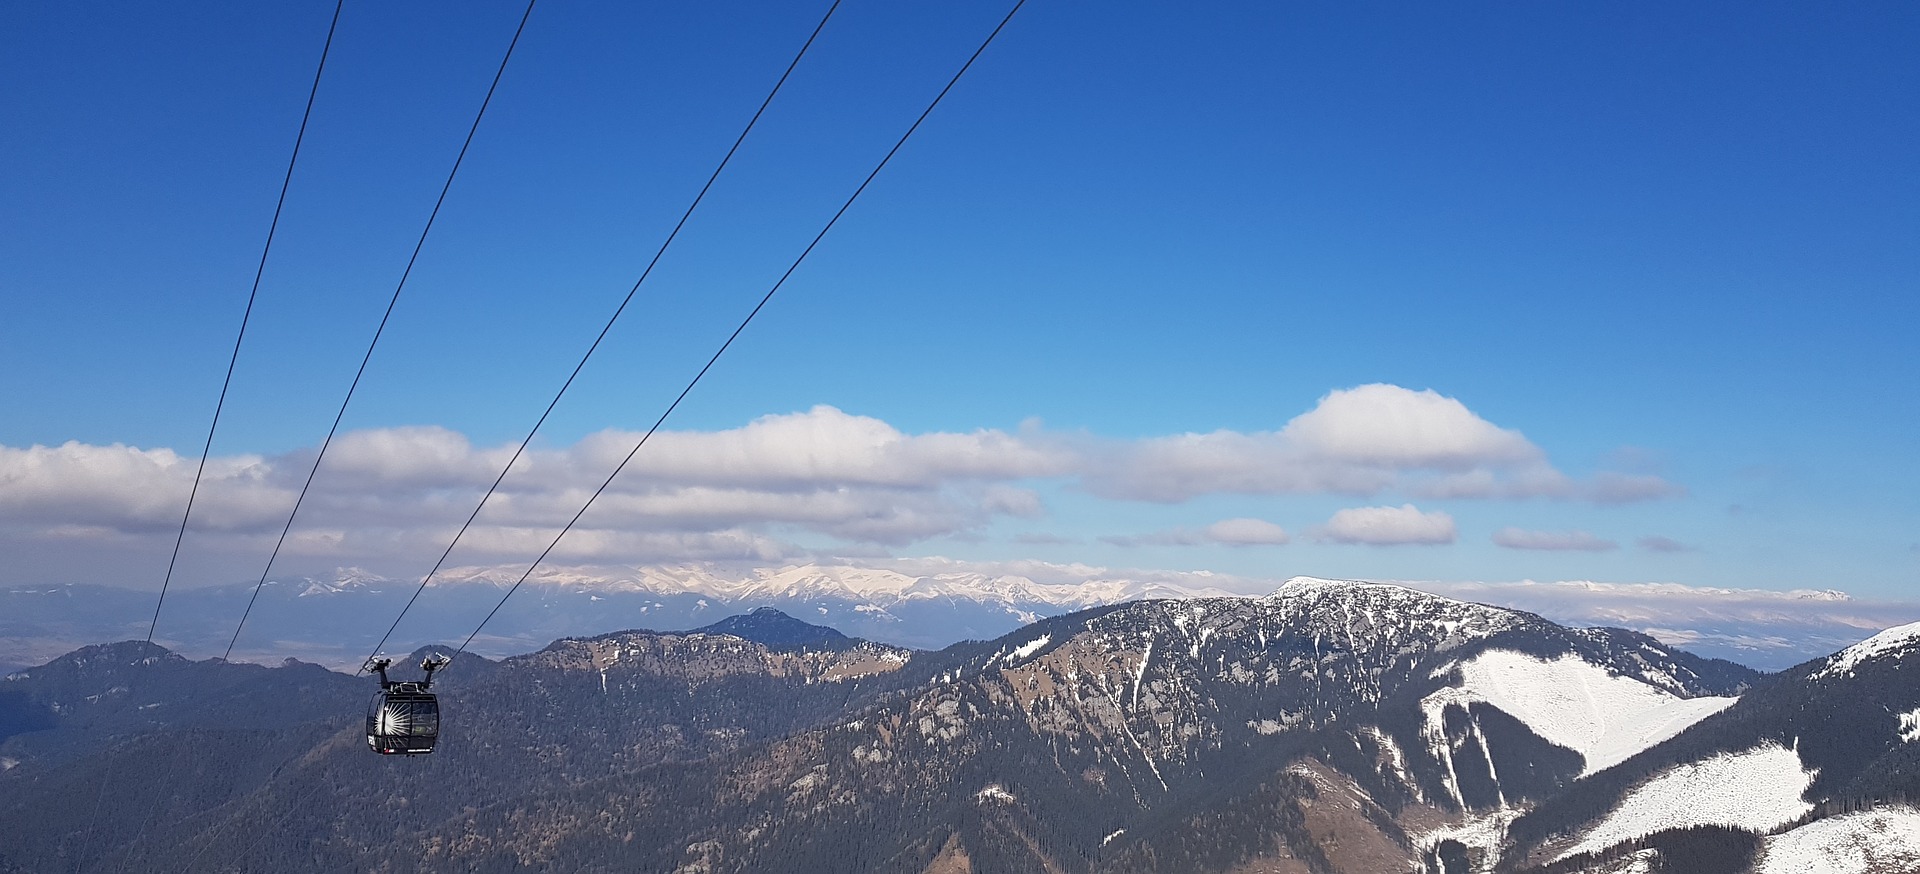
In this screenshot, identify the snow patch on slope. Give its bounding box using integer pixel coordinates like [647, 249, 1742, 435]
[1562, 742, 1815, 859]
[976, 785, 1016, 804]
[1755, 806, 1920, 874]
[1816, 619, 1920, 679]
[1900, 706, 1920, 744]
[1417, 809, 1521, 873]
[1004, 634, 1050, 664]
[1422, 651, 1735, 776]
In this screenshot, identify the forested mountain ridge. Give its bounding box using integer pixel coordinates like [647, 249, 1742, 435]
[2, 581, 1913, 873]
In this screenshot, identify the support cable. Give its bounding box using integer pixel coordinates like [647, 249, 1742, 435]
[81, 6, 349, 872]
[453, 0, 1028, 659]
[359, 0, 846, 668]
[144, 0, 348, 645]
[222, 0, 539, 662]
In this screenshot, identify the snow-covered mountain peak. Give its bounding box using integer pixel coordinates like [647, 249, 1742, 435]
[753, 564, 923, 599]
[1271, 574, 1371, 592]
[1014, 579, 1545, 707]
[1814, 618, 1920, 679]
[1793, 588, 1852, 601]
[293, 567, 389, 597]
[432, 562, 1243, 614]
[331, 566, 386, 586]
[1261, 575, 1529, 640]
[1269, 575, 1474, 605]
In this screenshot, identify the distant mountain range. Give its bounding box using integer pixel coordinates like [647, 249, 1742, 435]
[4, 578, 1916, 872]
[1, 563, 1237, 670]
[2, 563, 1890, 673]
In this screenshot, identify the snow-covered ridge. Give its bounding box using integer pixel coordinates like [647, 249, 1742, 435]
[1271, 574, 1432, 598]
[433, 563, 1240, 611]
[1264, 575, 1531, 643]
[1421, 651, 1735, 778]
[294, 566, 389, 597]
[1003, 634, 1051, 664]
[1270, 574, 1507, 613]
[1756, 806, 1920, 874]
[1562, 742, 1816, 859]
[1814, 619, 1920, 679]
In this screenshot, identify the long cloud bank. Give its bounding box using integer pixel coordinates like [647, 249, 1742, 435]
[0, 385, 1675, 582]
[1408, 578, 1920, 671]
[1080, 384, 1679, 503]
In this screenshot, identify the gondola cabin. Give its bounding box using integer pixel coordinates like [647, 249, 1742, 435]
[366, 683, 439, 754]
[365, 654, 449, 755]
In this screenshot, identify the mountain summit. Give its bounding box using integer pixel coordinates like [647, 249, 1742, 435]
[694, 606, 855, 651]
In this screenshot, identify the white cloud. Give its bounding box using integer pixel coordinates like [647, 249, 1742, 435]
[853, 554, 1262, 595]
[1316, 504, 1456, 546]
[322, 426, 508, 489]
[0, 441, 289, 533]
[1204, 518, 1291, 546]
[1280, 383, 1540, 468]
[0, 410, 1069, 580]
[564, 406, 1073, 490]
[1492, 527, 1619, 552]
[0, 390, 1679, 583]
[1105, 517, 1289, 548]
[1083, 384, 1670, 504]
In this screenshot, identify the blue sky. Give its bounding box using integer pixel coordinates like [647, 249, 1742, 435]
[2, 1, 1915, 600]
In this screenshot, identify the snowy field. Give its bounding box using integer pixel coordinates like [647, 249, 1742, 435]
[1421, 650, 1736, 776]
[1561, 742, 1814, 859]
[1756, 806, 1920, 874]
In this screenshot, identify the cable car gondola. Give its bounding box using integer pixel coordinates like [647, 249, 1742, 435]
[365, 654, 450, 755]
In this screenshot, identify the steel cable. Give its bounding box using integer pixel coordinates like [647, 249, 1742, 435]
[454, 0, 1029, 659]
[360, 0, 847, 669]
[223, 0, 540, 662]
